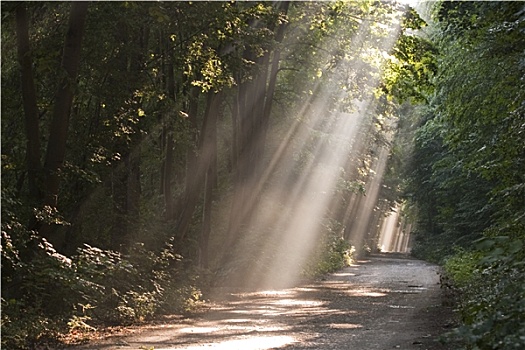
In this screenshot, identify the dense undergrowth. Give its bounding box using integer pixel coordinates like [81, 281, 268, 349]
[437, 226, 525, 349]
[1, 213, 204, 349]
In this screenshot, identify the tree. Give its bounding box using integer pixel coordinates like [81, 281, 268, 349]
[13, 2, 89, 249]
[15, 4, 41, 201]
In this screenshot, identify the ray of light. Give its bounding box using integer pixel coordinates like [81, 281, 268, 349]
[237, 19, 378, 289]
[248, 7, 405, 289]
[377, 202, 413, 253]
[211, 2, 409, 291]
[378, 207, 400, 252]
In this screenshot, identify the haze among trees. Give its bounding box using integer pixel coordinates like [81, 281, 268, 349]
[1, 1, 523, 349]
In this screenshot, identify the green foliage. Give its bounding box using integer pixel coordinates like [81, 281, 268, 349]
[380, 9, 437, 103]
[1, 225, 203, 348]
[443, 249, 481, 289]
[67, 304, 96, 332]
[1, 298, 57, 350]
[444, 225, 525, 349]
[72, 242, 203, 324]
[302, 220, 355, 279]
[1, 203, 81, 348]
[402, 2, 525, 349]
[382, 34, 437, 103]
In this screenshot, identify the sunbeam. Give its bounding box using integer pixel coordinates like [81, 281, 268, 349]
[377, 202, 413, 253]
[215, 3, 409, 289]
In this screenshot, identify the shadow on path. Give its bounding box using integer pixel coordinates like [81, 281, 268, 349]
[68, 254, 456, 350]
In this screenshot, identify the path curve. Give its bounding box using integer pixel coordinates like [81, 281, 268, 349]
[69, 254, 455, 350]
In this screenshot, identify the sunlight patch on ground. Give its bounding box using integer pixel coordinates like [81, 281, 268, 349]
[294, 287, 319, 292]
[269, 299, 325, 307]
[222, 325, 287, 333]
[238, 290, 296, 298]
[329, 323, 363, 329]
[388, 305, 415, 309]
[332, 272, 357, 277]
[228, 307, 326, 317]
[155, 335, 297, 350]
[258, 290, 293, 296]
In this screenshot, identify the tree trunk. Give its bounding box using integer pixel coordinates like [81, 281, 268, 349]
[110, 161, 128, 250]
[199, 158, 214, 268]
[199, 90, 220, 267]
[127, 146, 141, 236]
[39, 2, 88, 246]
[227, 2, 289, 245]
[161, 37, 177, 220]
[162, 127, 175, 219]
[15, 4, 41, 201]
[262, 2, 289, 134]
[176, 90, 222, 242]
[177, 84, 200, 215]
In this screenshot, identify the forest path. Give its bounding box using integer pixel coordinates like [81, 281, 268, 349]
[68, 254, 455, 350]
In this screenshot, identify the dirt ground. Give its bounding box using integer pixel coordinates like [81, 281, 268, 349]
[67, 254, 457, 350]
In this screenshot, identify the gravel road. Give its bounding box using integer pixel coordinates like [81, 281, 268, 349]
[68, 254, 455, 350]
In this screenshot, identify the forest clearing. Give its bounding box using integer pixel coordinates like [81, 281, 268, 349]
[1, 1, 524, 349]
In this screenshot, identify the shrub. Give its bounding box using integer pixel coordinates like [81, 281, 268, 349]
[443, 248, 482, 289]
[1, 230, 203, 348]
[72, 241, 202, 324]
[1, 248, 78, 348]
[302, 220, 355, 279]
[445, 225, 525, 350]
[1, 298, 57, 349]
[450, 265, 525, 350]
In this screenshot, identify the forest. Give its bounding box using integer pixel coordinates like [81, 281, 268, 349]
[1, 1, 523, 349]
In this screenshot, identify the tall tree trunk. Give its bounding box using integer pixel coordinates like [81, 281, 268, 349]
[162, 127, 175, 219]
[39, 2, 88, 246]
[262, 2, 289, 133]
[128, 25, 149, 234]
[110, 161, 128, 250]
[199, 88, 222, 266]
[114, 25, 149, 251]
[127, 145, 141, 232]
[172, 85, 200, 221]
[199, 153, 215, 268]
[15, 4, 41, 201]
[162, 35, 178, 220]
[199, 90, 220, 267]
[227, 2, 289, 245]
[176, 91, 222, 242]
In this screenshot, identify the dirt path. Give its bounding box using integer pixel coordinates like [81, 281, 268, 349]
[68, 254, 455, 350]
